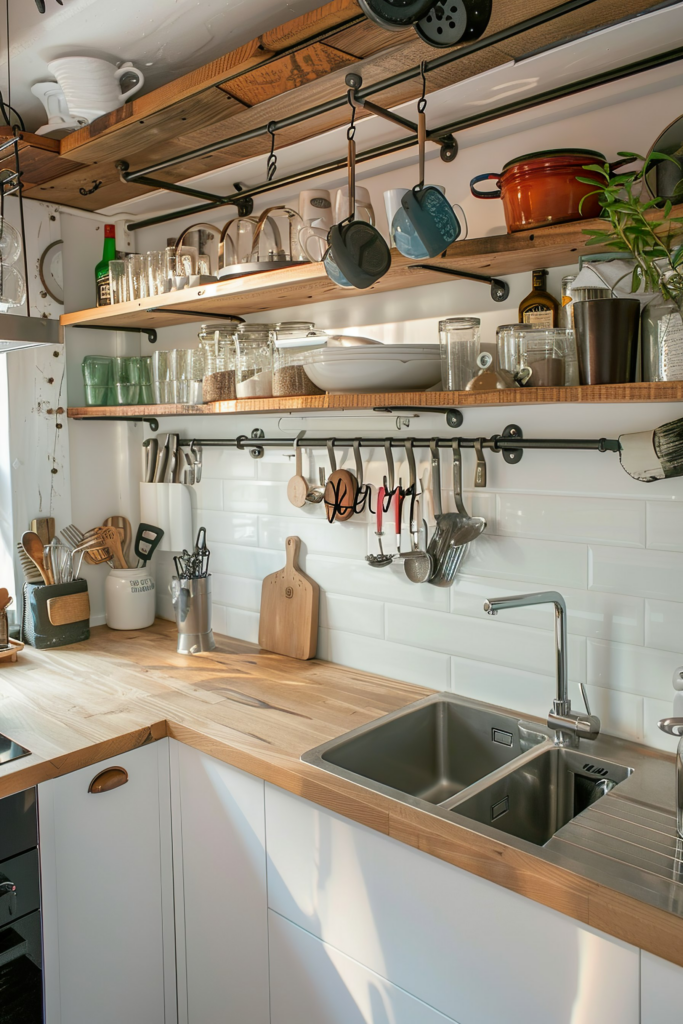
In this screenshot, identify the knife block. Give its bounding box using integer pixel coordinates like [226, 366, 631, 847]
[139, 482, 192, 552]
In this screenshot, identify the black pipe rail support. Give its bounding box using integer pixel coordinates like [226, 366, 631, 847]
[409, 263, 510, 302]
[71, 323, 158, 344]
[74, 416, 160, 431]
[125, 37, 683, 233]
[146, 309, 243, 322]
[373, 406, 464, 428]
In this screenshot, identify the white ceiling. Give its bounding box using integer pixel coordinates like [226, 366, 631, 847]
[1, 0, 320, 131]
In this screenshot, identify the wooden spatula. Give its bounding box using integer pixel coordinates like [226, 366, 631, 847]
[103, 516, 132, 566]
[98, 526, 127, 569]
[21, 531, 52, 585]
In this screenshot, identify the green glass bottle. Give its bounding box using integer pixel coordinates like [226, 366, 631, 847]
[95, 224, 117, 306]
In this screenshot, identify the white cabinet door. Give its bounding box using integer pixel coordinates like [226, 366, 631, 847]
[39, 740, 175, 1024]
[642, 950, 683, 1022]
[266, 784, 640, 1024]
[270, 910, 460, 1024]
[170, 740, 269, 1024]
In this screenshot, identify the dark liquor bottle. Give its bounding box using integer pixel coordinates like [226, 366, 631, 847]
[95, 224, 117, 306]
[518, 269, 559, 328]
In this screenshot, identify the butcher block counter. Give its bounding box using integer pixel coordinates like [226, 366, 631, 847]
[1, 619, 681, 968]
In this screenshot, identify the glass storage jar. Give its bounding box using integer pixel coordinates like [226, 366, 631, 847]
[198, 322, 241, 402]
[438, 318, 481, 391]
[497, 325, 578, 386]
[642, 287, 683, 382]
[234, 324, 275, 398]
[272, 322, 326, 397]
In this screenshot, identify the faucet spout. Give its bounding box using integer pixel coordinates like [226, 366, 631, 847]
[484, 590, 599, 747]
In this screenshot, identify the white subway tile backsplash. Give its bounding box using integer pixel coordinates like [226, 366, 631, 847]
[259, 514, 368, 560]
[645, 600, 683, 653]
[203, 449, 257, 480]
[317, 628, 450, 690]
[582, 684, 643, 743]
[190, 477, 223, 511]
[307, 554, 451, 610]
[386, 604, 586, 682]
[222, 607, 260, 644]
[496, 493, 645, 547]
[646, 500, 683, 551]
[450, 656, 555, 719]
[589, 545, 683, 601]
[209, 542, 283, 580]
[587, 639, 683, 700]
[222, 480, 295, 516]
[319, 593, 384, 638]
[211, 574, 262, 612]
[462, 535, 588, 588]
[201, 510, 258, 547]
[450, 575, 644, 645]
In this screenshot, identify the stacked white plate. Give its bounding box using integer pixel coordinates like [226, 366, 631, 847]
[302, 344, 441, 393]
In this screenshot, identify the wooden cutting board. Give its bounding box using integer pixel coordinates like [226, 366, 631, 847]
[259, 536, 319, 660]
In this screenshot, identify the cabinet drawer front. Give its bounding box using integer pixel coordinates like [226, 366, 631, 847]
[642, 951, 683, 1022]
[269, 911, 459, 1024]
[266, 785, 640, 1024]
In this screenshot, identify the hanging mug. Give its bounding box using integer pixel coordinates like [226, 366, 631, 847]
[298, 189, 334, 263]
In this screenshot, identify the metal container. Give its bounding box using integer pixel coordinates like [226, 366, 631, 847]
[573, 298, 640, 385]
[171, 575, 216, 655]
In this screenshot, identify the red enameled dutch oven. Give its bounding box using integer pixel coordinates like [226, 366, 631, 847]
[469, 149, 633, 233]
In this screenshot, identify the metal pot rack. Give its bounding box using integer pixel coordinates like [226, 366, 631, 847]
[175, 425, 622, 467]
[120, 6, 683, 234]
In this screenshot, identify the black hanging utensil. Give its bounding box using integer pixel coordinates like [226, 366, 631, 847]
[134, 523, 165, 567]
[358, 0, 434, 30]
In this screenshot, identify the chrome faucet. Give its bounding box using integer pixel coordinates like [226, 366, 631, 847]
[658, 718, 683, 839]
[483, 591, 600, 747]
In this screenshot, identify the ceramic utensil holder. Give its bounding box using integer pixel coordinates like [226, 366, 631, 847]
[139, 482, 193, 552]
[105, 568, 155, 630]
[171, 575, 216, 655]
[21, 579, 90, 649]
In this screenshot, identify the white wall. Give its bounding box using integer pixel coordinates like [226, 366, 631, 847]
[59, 57, 683, 752]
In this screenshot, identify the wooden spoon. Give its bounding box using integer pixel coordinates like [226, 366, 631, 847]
[103, 516, 132, 566]
[287, 433, 308, 509]
[21, 531, 52, 585]
[99, 526, 127, 569]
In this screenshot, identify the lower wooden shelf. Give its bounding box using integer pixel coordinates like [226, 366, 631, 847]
[67, 382, 683, 420]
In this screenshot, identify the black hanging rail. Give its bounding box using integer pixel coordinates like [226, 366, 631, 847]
[124, 34, 683, 232]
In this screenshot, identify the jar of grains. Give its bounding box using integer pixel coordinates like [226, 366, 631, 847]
[272, 322, 327, 397]
[198, 321, 241, 402]
[234, 324, 275, 398]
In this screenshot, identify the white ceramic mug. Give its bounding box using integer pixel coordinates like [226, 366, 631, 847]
[48, 57, 144, 123]
[334, 185, 375, 225]
[298, 189, 333, 262]
[31, 82, 88, 136]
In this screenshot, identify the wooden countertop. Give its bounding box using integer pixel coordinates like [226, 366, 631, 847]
[2, 620, 681, 968]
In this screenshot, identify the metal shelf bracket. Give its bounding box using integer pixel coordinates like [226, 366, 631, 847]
[71, 323, 158, 344]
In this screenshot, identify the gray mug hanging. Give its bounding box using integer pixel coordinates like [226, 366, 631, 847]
[399, 103, 461, 257]
[324, 130, 391, 290]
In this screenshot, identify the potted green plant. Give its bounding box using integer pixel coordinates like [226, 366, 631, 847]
[578, 151, 683, 310]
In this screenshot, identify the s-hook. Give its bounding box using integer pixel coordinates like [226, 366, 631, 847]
[266, 123, 277, 182]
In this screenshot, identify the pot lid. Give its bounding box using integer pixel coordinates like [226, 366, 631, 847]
[502, 148, 606, 171]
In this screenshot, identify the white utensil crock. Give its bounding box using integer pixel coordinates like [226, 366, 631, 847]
[105, 568, 155, 630]
[139, 482, 193, 552]
[47, 57, 144, 123]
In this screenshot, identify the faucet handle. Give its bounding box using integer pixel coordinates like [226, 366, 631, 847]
[658, 718, 683, 737]
[580, 682, 592, 716]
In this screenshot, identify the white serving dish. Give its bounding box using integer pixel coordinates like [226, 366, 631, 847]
[303, 344, 441, 393]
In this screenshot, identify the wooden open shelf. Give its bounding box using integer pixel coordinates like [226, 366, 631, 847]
[67, 382, 683, 420]
[22, 0, 657, 211]
[61, 216, 612, 328]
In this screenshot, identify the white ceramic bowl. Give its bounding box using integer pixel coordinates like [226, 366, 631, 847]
[303, 344, 441, 393]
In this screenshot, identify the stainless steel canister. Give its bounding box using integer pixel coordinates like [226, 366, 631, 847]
[171, 575, 216, 655]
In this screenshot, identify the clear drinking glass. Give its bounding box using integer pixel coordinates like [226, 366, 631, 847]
[197, 253, 212, 276]
[152, 350, 173, 403]
[146, 251, 166, 296]
[109, 260, 128, 304]
[139, 355, 154, 403]
[0, 263, 26, 310]
[112, 355, 141, 405]
[82, 355, 113, 406]
[439, 317, 481, 391]
[126, 254, 146, 300]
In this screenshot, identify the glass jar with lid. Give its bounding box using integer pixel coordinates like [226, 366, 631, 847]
[234, 324, 275, 398]
[272, 321, 327, 397]
[438, 318, 481, 391]
[497, 324, 578, 387]
[198, 320, 242, 402]
[642, 289, 683, 382]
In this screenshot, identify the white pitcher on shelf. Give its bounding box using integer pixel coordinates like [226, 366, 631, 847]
[47, 57, 145, 124]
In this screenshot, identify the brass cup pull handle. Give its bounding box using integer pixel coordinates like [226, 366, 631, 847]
[88, 767, 129, 794]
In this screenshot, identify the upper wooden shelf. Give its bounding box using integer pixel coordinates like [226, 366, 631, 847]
[67, 382, 683, 420]
[22, 0, 656, 211]
[61, 216, 608, 328]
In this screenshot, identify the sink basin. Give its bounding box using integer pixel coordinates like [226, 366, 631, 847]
[0, 733, 30, 766]
[302, 694, 546, 807]
[453, 746, 633, 846]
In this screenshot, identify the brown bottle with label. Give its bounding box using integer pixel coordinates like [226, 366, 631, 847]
[518, 269, 559, 328]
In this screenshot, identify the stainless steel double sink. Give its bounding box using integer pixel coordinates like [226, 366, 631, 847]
[302, 693, 633, 848]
